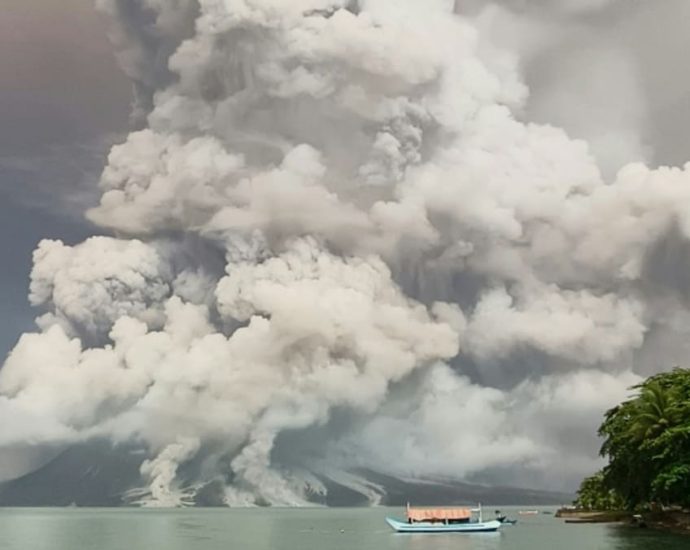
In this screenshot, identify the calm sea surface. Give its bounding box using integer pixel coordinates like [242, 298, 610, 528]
[0, 506, 686, 550]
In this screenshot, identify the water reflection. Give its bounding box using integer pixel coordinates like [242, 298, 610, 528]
[396, 532, 503, 550]
[610, 526, 688, 550]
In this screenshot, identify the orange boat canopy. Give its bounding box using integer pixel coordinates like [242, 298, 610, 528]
[407, 507, 471, 521]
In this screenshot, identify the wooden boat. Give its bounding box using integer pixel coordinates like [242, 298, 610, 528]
[386, 504, 502, 533]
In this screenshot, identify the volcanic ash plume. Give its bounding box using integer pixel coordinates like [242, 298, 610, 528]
[3, 0, 690, 504]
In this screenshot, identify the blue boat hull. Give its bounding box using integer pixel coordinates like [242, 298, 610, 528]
[386, 517, 501, 533]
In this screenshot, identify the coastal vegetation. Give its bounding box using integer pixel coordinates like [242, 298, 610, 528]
[575, 368, 690, 511]
[575, 368, 690, 512]
[570, 368, 690, 534]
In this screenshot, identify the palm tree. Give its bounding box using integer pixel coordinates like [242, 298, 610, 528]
[627, 382, 680, 443]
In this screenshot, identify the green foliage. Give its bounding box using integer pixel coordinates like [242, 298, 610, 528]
[574, 471, 624, 511]
[586, 368, 690, 510]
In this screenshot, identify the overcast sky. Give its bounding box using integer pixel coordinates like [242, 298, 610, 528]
[0, 0, 130, 356]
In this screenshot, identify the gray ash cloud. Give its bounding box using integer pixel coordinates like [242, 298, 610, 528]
[2, 0, 690, 505]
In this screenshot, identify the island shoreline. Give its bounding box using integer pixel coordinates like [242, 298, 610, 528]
[556, 508, 690, 535]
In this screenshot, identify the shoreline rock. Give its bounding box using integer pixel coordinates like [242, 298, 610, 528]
[644, 511, 690, 536]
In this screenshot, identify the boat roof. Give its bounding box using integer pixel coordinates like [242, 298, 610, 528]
[407, 507, 472, 521]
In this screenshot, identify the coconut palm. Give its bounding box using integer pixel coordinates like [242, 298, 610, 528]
[626, 381, 680, 444]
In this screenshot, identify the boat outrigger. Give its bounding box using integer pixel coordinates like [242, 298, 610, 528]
[495, 510, 518, 525]
[386, 503, 502, 533]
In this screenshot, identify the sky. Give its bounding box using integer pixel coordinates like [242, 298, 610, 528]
[2, 0, 690, 505]
[0, 0, 130, 356]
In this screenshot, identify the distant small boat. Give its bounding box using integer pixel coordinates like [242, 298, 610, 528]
[518, 510, 539, 515]
[386, 504, 502, 533]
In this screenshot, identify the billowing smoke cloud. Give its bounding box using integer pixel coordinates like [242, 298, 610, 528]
[2, 0, 689, 504]
[462, 0, 650, 178]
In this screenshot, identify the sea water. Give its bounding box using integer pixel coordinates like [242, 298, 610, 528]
[0, 506, 685, 550]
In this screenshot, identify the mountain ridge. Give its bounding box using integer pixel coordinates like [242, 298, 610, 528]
[0, 442, 574, 507]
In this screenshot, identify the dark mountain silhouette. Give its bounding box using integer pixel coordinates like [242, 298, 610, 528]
[0, 442, 573, 507]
